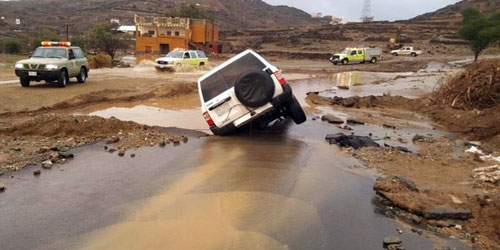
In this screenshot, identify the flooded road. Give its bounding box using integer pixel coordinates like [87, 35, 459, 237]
[0, 69, 470, 250]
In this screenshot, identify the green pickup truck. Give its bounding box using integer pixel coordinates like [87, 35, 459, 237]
[15, 42, 89, 88]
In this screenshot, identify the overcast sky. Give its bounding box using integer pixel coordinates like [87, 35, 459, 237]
[263, 0, 462, 21]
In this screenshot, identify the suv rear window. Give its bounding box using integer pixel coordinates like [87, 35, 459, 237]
[200, 53, 266, 102]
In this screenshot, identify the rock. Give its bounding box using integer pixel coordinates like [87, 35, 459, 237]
[104, 146, 108, 151]
[325, 133, 380, 150]
[396, 228, 403, 234]
[339, 125, 353, 131]
[338, 85, 350, 90]
[159, 140, 167, 147]
[33, 170, 41, 176]
[465, 141, 482, 148]
[0, 183, 5, 192]
[387, 244, 405, 250]
[423, 206, 472, 220]
[50, 146, 60, 152]
[321, 114, 344, 124]
[172, 138, 181, 144]
[383, 236, 402, 245]
[346, 119, 365, 125]
[58, 152, 74, 159]
[183, 137, 189, 143]
[383, 124, 398, 130]
[106, 136, 120, 144]
[374, 176, 419, 193]
[42, 160, 53, 169]
[117, 150, 125, 157]
[37, 147, 50, 153]
[130, 154, 136, 158]
[395, 146, 412, 153]
[108, 148, 117, 153]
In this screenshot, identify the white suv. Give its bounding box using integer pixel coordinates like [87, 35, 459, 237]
[198, 50, 306, 135]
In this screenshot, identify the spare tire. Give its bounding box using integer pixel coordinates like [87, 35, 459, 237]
[234, 70, 275, 108]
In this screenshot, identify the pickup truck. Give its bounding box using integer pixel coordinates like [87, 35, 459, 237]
[391, 46, 422, 57]
[330, 47, 382, 65]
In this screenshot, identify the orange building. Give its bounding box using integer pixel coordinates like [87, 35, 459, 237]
[134, 15, 220, 54]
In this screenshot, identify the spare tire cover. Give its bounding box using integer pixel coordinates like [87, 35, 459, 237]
[234, 70, 275, 108]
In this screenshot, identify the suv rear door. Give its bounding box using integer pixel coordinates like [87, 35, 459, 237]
[199, 51, 276, 127]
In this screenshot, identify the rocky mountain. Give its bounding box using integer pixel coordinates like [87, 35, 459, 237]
[0, 0, 320, 35]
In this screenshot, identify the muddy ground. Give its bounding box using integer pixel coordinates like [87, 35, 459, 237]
[0, 55, 499, 249]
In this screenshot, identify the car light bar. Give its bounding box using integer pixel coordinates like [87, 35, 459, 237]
[41, 41, 71, 47]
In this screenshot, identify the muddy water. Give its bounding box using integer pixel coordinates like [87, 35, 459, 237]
[0, 71, 470, 250]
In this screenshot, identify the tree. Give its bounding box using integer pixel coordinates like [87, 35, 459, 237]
[87, 24, 129, 59]
[458, 8, 500, 61]
[70, 35, 88, 50]
[167, 4, 213, 20]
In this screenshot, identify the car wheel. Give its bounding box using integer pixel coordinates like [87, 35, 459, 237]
[371, 57, 377, 64]
[199, 62, 205, 67]
[333, 62, 338, 65]
[77, 68, 87, 83]
[411, 53, 417, 57]
[58, 70, 68, 88]
[288, 96, 306, 125]
[20, 77, 30, 88]
[392, 52, 398, 56]
[342, 59, 348, 65]
[234, 70, 275, 108]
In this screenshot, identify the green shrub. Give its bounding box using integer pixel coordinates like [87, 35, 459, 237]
[4, 40, 22, 53]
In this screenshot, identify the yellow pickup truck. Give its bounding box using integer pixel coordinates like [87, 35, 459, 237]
[330, 47, 382, 65]
[155, 50, 208, 71]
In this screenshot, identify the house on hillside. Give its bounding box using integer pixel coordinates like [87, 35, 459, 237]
[134, 15, 221, 54]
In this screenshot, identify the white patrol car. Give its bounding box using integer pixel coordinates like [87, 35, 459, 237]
[198, 50, 306, 136]
[155, 49, 208, 71]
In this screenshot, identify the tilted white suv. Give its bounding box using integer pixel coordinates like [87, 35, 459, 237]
[198, 50, 306, 135]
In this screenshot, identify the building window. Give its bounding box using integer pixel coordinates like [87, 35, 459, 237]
[148, 30, 155, 37]
[167, 31, 172, 36]
[175, 31, 180, 36]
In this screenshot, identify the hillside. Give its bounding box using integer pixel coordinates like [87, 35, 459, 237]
[0, 0, 320, 35]
[412, 0, 500, 24]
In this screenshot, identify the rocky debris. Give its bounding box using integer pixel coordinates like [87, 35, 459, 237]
[42, 160, 53, 169]
[326, 133, 380, 150]
[383, 143, 412, 153]
[117, 150, 125, 157]
[307, 92, 378, 108]
[33, 170, 41, 176]
[337, 85, 350, 90]
[182, 136, 189, 143]
[383, 124, 398, 130]
[411, 228, 423, 235]
[472, 165, 500, 185]
[321, 114, 344, 124]
[346, 119, 365, 125]
[130, 154, 136, 158]
[106, 136, 120, 144]
[412, 134, 435, 143]
[375, 176, 419, 193]
[0, 182, 5, 192]
[374, 176, 473, 221]
[383, 236, 404, 249]
[159, 140, 167, 147]
[108, 148, 117, 153]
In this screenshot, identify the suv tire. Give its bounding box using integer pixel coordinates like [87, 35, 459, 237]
[234, 70, 275, 108]
[411, 53, 417, 57]
[370, 57, 377, 64]
[20, 77, 30, 88]
[58, 70, 68, 88]
[288, 96, 306, 124]
[77, 68, 87, 83]
[342, 59, 349, 65]
[392, 52, 399, 56]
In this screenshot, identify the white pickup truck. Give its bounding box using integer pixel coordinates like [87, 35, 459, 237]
[391, 46, 422, 57]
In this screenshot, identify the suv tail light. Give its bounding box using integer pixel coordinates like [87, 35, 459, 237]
[203, 112, 215, 126]
[274, 71, 287, 85]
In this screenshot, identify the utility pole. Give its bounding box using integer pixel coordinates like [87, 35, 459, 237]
[361, 0, 374, 23]
[66, 25, 69, 41]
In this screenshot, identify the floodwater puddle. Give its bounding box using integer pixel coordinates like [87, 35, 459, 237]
[28, 69, 470, 250]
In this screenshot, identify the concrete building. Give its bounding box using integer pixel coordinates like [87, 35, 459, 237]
[134, 15, 220, 54]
